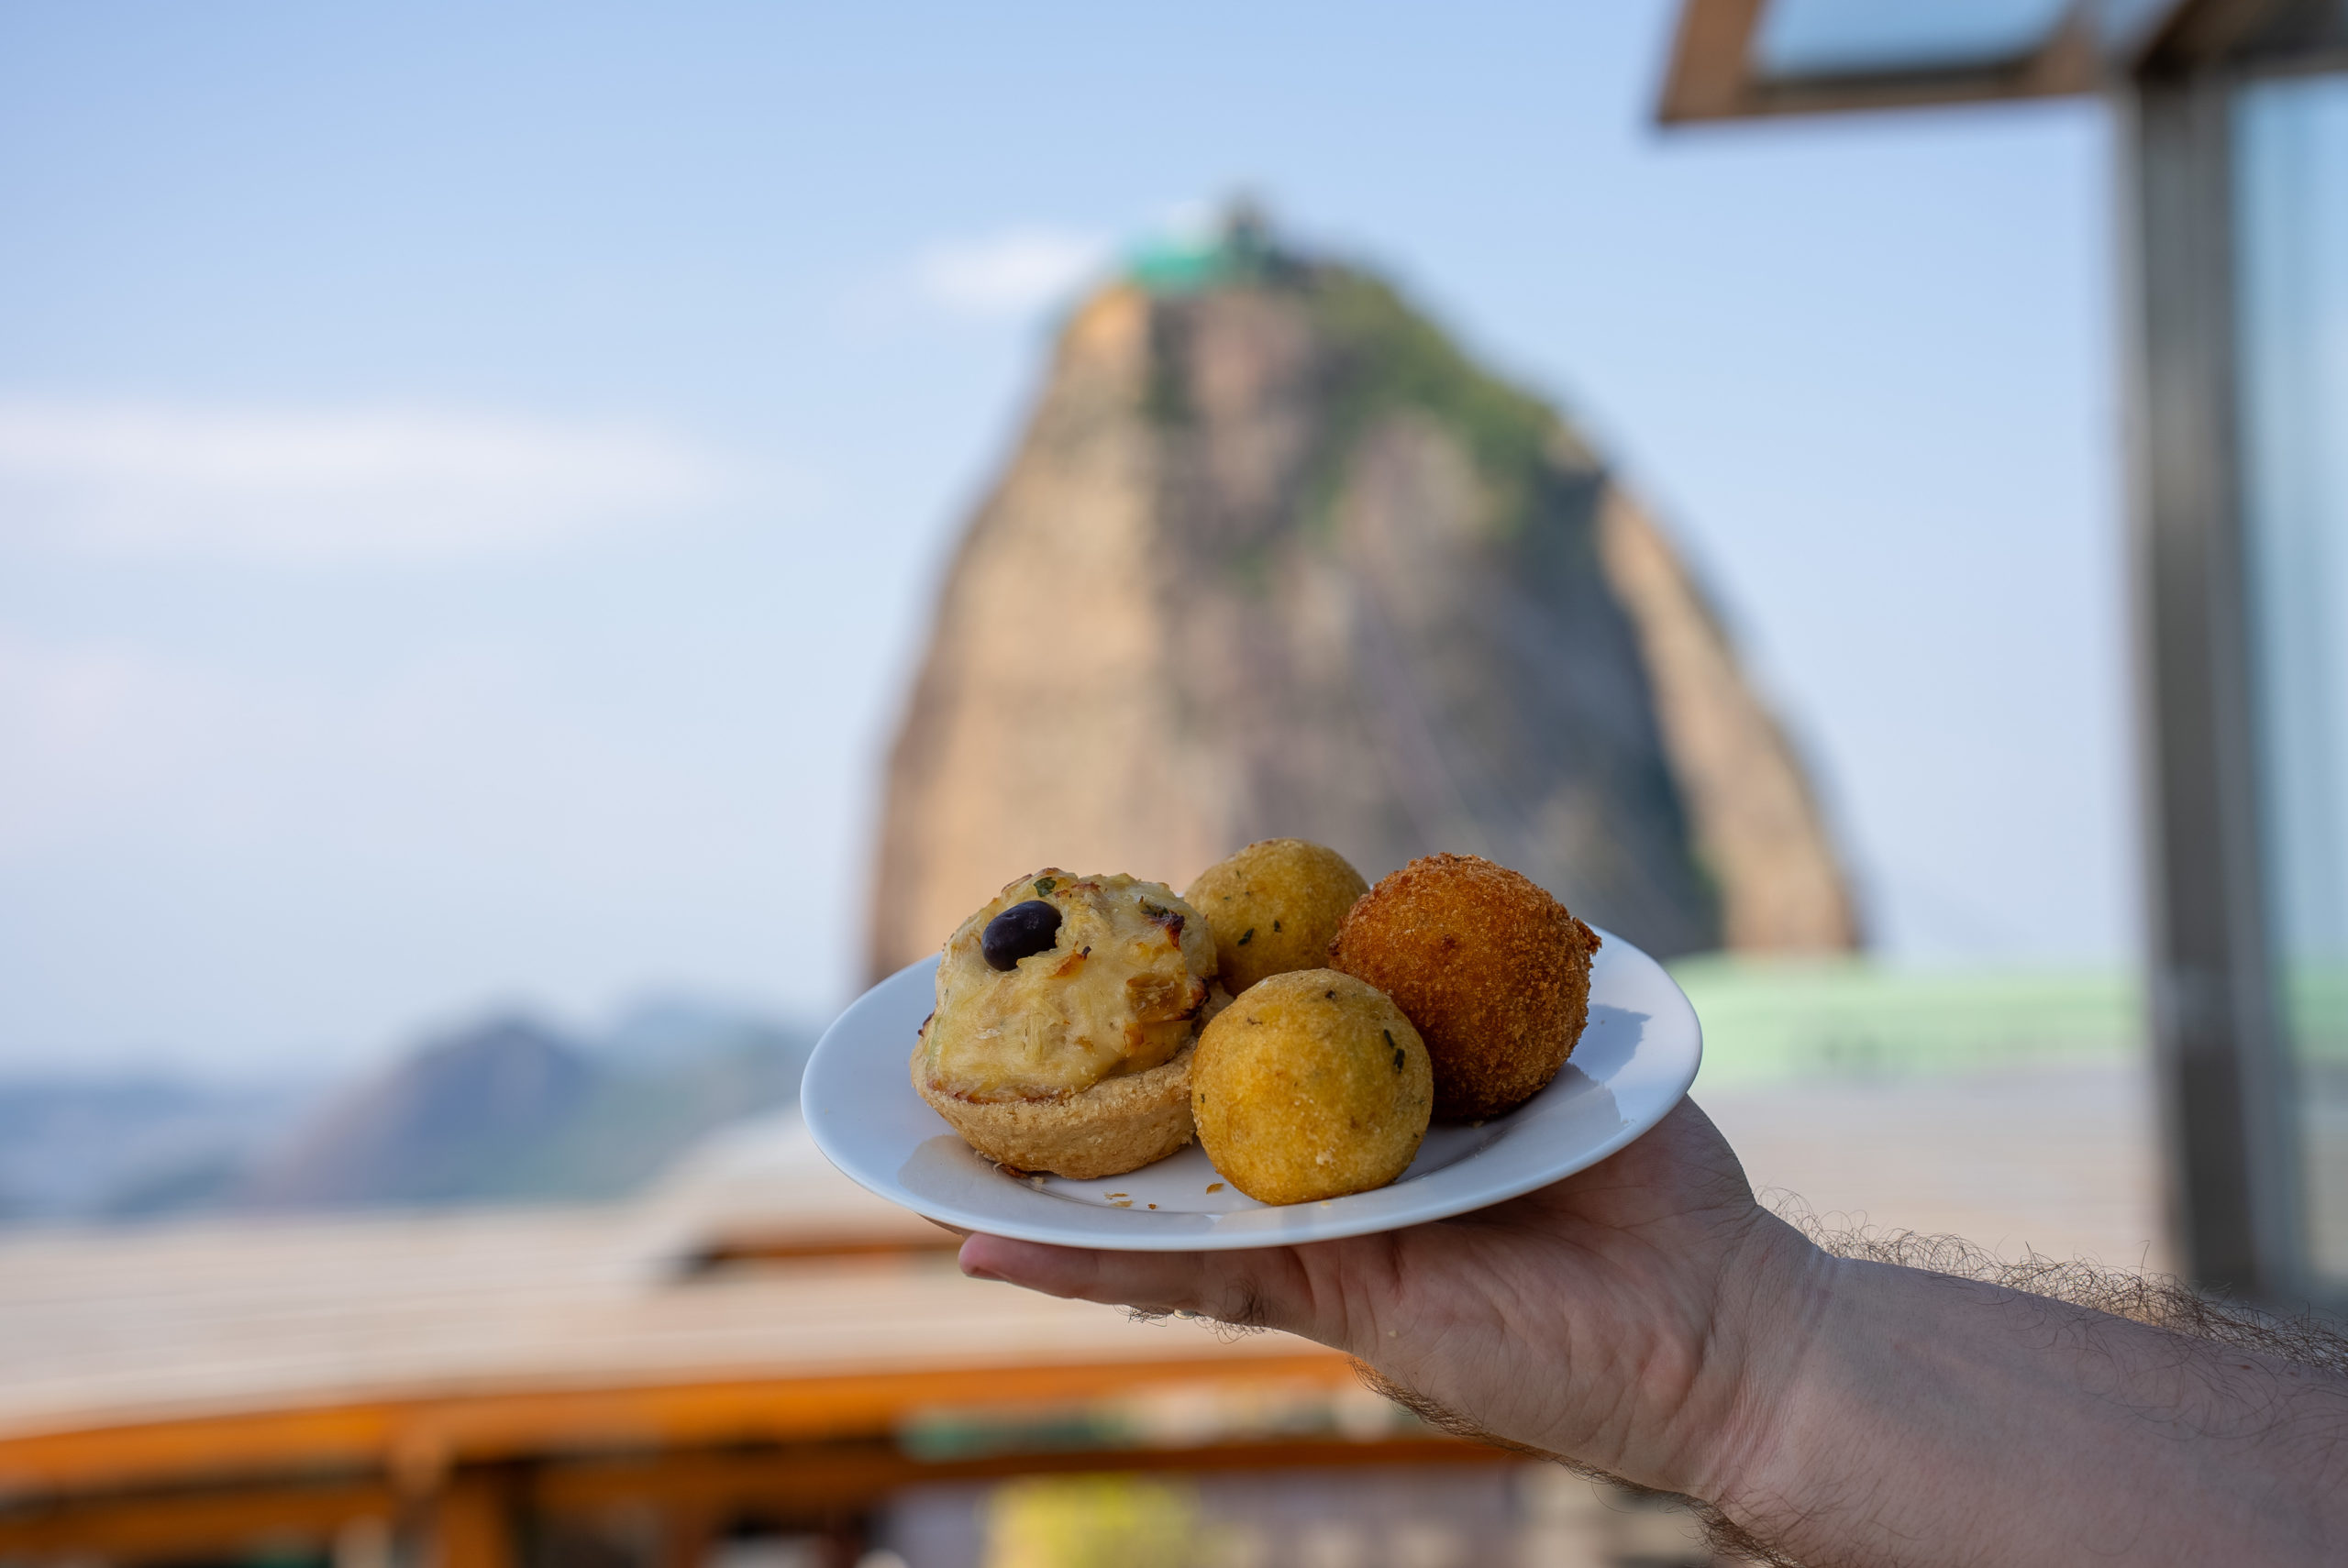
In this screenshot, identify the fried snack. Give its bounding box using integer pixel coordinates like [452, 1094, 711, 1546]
[1184, 838, 1371, 994]
[1327, 853, 1599, 1120]
[913, 868, 1220, 1179]
[1191, 968, 1433, 1205]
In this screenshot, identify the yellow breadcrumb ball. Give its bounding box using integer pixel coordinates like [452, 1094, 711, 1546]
[1191, 968, 1432, 1205]
[1184, 839, 1371, 995]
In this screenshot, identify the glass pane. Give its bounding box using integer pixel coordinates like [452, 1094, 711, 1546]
[2238, 72, 2348, 1292]
[1755, 0, 2074, 80]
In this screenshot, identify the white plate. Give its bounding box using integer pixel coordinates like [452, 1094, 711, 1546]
[801, 929, 1700, 1252]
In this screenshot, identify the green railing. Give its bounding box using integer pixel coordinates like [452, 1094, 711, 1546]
[1666, 959, 2144, 1090]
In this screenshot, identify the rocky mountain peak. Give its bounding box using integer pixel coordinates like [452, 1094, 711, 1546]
[870, 226, 1858, 975]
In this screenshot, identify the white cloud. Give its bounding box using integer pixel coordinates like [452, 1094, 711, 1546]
[910, 227, 1113, 318]
[0, 400, 737, 566]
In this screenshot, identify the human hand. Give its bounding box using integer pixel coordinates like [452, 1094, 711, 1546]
[958, 1099, 1822, 1499]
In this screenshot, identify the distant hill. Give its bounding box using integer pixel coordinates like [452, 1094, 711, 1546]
[0, 997, 815, 1225]
[235, 1003, 814, 1212]
[870, 209, 1858, 977]
[0, 1077, 319, 1222]
[450, 998, 814, 1205]
[234, 1016, 596, 1209]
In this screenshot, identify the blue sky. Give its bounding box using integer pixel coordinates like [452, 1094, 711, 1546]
[0, 2, 2125, 1075]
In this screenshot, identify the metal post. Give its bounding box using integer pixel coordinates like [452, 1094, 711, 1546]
[2121, 61, 2304, 1302]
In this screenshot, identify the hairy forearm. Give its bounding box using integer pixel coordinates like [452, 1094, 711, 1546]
[958, 1100, 2348, 1568]
[1720, 1255, 2348, 1568]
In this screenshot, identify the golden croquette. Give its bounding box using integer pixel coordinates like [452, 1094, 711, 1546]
[1191, 968, 1432, 1205]
[1184, 838, 1370, 995]
[1327, 853, 1599, 1120]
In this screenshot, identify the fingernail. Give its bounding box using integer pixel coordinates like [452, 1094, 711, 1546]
[962, 1263, 1006, 1283]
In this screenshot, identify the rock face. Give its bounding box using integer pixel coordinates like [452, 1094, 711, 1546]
[869, 230, 1857, 977]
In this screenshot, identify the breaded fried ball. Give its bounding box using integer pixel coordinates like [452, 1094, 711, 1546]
[1191, 968, 1432, 1205]
[1184, 839, 1371, 994]
[1328, 853, 1600, 1120]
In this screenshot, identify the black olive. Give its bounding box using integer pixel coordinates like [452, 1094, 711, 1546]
[981, 900, 1062, 970]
